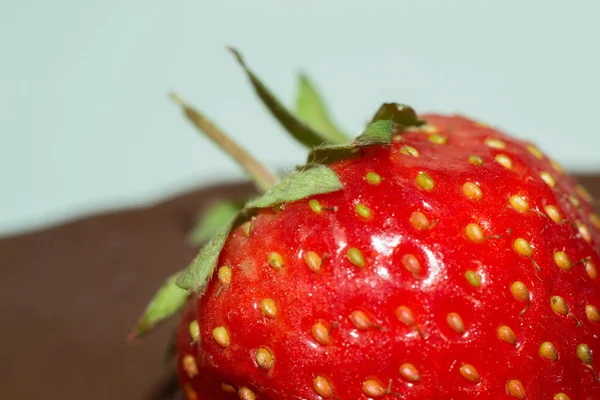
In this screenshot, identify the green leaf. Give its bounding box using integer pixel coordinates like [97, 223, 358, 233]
[307, 120, 394, 165]
[370, 103, 425, 127]
[356, 120, 394, 144]
[177, 218, 236, 292]
[245, 165, 343, 209]
[130, 271, 189, 339]
[295, 74, 350, 144]
[228, 48, 346, 148]
[188, 199, 246, 247]
[307, 143, 360, 165]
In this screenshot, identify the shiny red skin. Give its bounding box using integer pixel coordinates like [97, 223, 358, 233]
[176, 115, 600, 399]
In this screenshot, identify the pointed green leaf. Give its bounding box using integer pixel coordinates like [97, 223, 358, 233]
[356, 120, 394, 144]
[229, 48, 346, 148]
[188, 199, 246, 247]
[246, 165, 343, 209]
[177, 218, 236, 292]
[370, 103, 425, 127]
[130, 271, 189, 339]
[295, 74, 350, 144]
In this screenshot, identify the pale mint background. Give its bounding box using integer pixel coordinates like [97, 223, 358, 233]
[1, 0, 599, 236]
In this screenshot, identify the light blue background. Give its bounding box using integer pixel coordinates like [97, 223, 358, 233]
[1, 0, 599, 236]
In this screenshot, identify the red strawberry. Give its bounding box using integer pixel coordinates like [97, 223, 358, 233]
[132, 50, 600, 400]
[174, 113, 600, 400]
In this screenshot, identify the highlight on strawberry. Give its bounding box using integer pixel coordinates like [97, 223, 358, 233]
[131, 48, 600, 400]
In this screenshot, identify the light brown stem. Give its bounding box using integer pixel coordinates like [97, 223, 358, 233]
[170, 92, 278, 192]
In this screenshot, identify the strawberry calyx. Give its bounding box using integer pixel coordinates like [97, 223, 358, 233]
[229, 47, 350, 148]
[131, 49, 427, 340]
[307, 103, 425, 165]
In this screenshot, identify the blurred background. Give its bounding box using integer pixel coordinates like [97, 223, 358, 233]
[1, 0, 599, 236]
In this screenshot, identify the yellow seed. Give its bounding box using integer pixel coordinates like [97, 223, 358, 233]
[495, 154, 513, 169]
[313, 376, 333, 398]
[347, 247, 366, 268]
[255, 347, 275, 370]
[510, 281, 530, 302]
[498, 325, 517, 345]
[416, 171, 435, 191]
[189, 320, 200, 342]
[462, 182, 483, 200]
[350, 310, 372, 330]
[259, 298, 278, 319]
[544, 205, 563, 223]
[238, 387, 256, 400]
[540, 171, 556, 188]
[589, 213, 600, 230]
[526, 144, 544, 159]
[311, 322, 331, 345]
[221, 383, 236, 393]
[577, 343, 593, 365]
[586, 304, 600, 323]
[355, 203, 372, 218]
[569, 195, 581, 208]
[410, 211, 430, 230]
[396, 306, 416, 326]
[447, 312, 465, 334]
[183, 384, 198, 400]
[308, 199, 323, 214]
[428, 133, 447, 144]
[553, 251, 572, 271]
[241, 221, 252, 237]
[400, 145, 420, 157]
[586, 260, 598, 279]
[402, 254, 422, 276]
[218, 266, 232, 285]
[182, 354, 198, 377]
[513, 238, 532, 257]
[399, 363, 420, 382]
[551, 159, 564, 174]
[509, 195, 529, 213]
[459, 364, 481, 383]
[506, 379, 526, 399]
[576, 221, 592, 243]
[304, 251, 322, 272]
[485, 137, 506, 149]
[420, 124, 438, 133]
[576, 184, 594, 202]
[212, 326, 230, 348]
[550, 296, 569, 316]
[468, 155, 484, 166]
[366, 171, 382, 184]
[554, 393, 571, 400]
[268, 252, 284, 271]
[539, 341, 558, 361]
[465, 270, 481, 287]
[362, 380, 386, 397]
[465, 223, 485, 243]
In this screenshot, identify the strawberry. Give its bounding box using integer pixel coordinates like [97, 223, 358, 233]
[133, 50, 600, 400]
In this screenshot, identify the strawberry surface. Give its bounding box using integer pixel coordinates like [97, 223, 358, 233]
[176, 115, 600, 399]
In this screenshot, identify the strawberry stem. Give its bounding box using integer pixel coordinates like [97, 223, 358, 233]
[170, 92, 278, 192]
